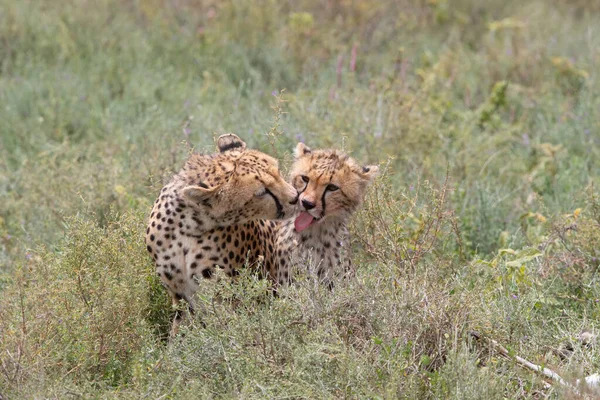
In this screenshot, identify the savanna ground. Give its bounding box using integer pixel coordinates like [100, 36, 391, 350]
[1, 0, 600, 398]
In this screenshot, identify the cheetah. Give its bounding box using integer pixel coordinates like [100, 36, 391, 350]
[271, 142, 378, 286]
[145, 134, 298, 336]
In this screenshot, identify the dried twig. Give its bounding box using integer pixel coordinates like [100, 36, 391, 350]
[469, 331, 579, 394]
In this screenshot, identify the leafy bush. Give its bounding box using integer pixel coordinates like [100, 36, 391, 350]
[0, 211, 170, 394]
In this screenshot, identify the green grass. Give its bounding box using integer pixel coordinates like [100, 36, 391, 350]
[1, 0, 600, 398]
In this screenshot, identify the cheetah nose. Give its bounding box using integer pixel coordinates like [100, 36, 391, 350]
[290, 195, 299, 205]
[301, 199, 316, 210]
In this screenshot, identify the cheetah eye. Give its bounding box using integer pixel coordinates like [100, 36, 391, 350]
[326, 184, 339, 192]
[301, 175, 309, 183]
[255, 188, 267, 197]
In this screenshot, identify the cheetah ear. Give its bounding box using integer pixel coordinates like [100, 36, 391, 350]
[359, 165, 379, 182]
[182, 184, 220, 203]
[294, 142, 312, 158]
[217, 133, 246, 153]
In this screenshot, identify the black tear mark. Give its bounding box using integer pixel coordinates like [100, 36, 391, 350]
[265, 188, 283, 218]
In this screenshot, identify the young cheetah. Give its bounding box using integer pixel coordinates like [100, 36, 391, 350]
[272, 142, 378, 286]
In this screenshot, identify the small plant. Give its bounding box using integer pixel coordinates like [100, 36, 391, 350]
[266, 88, 288, 156]
[353, 163, 462, 274]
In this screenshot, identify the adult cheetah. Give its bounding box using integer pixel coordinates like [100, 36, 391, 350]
[145, 134, 298, 336]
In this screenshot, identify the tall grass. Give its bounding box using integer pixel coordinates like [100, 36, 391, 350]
[1, 0, 600, 397]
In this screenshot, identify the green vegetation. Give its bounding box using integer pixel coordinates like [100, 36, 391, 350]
[1, 0, 600, 397]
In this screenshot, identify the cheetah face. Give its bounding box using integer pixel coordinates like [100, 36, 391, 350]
[290, 142, 378, 232]
[182, 134, 299, 222]
[232, 152, 299, 221]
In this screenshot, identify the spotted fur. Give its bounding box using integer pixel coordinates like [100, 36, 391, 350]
[145, 134, 298, 336]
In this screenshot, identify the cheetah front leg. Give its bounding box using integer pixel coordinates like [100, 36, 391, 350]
[169, 292, 196, 339]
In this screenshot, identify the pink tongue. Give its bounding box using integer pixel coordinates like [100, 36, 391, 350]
[294, 212, 315, 232]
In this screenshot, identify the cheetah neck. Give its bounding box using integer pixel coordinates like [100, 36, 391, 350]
[285, 215, 349, 245]
[162, 181, 244, 238]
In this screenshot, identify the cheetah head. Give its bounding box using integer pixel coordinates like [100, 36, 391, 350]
[182, 134, 299, 222]
[290, 142, 378, 232]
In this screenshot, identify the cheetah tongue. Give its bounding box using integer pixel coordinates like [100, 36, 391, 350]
[294, 212, 315, 232]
